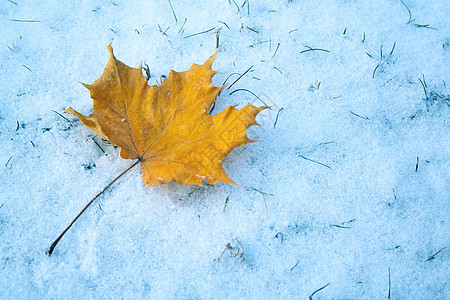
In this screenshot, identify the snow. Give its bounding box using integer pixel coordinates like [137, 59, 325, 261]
[1, 0, 449, 298]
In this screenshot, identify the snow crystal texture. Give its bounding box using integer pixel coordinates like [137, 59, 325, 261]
[0, 0, 449, 298]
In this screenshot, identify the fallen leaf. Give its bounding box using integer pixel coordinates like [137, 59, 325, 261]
[66, 45, 266, 186]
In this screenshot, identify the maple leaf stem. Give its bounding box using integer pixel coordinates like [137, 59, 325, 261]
[46, 160, 140, 256]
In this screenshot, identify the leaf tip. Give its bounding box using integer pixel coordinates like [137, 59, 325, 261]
[204, 49, 219, 70]
[64, 107, 74, 114]
[223, 176, 243, 187]
[107, 43, 114, 54]
[107, 43, 118, 62]
[80, 82, 92, 90]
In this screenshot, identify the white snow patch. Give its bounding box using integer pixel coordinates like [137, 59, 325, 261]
[0, 0, 448, 298]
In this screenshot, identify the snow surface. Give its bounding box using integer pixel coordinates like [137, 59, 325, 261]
[1, 0, 449, 298]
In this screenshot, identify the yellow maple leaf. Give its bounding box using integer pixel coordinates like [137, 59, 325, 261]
[66, 45, 266, 186]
